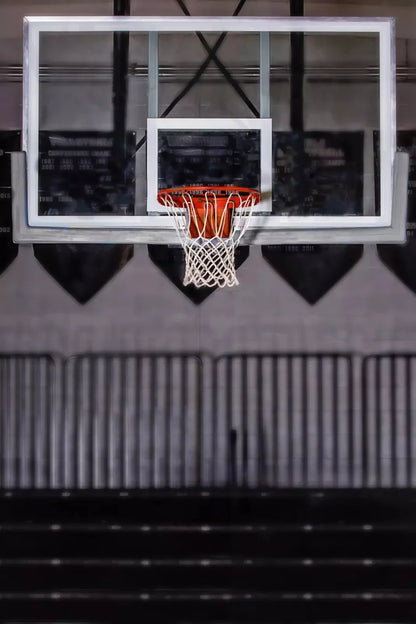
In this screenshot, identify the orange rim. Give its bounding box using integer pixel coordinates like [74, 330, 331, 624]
[158, 185, 261, 206]
[158, 186, 260, 239]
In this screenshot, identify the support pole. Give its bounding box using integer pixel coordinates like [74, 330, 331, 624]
[290, 0, 305, 208]
[290, 0, 304, 132]
[112, 0, 130, 178]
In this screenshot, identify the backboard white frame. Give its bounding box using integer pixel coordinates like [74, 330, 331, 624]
[17, 15, 403, 243]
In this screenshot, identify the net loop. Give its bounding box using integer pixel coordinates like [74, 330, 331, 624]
[158, 186, 260, 288]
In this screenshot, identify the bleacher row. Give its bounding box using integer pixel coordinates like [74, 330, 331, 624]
[0, 351, 414, 489]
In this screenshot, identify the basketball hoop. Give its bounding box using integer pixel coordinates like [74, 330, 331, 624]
[158, 186, 260, 288]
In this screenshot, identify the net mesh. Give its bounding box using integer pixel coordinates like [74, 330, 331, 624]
[158, 187, 260, 288]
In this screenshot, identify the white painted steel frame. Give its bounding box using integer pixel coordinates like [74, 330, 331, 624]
[22, 15, 396, 236]
[147, 118, 272, 214]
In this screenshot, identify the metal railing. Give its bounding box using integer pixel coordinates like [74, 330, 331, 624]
[62, 353, 204, 489]
[362, 354, 416, 488]
[0, 354, 55, 489]
[0, 351, 415, 489]
[214, 353, 356, 488]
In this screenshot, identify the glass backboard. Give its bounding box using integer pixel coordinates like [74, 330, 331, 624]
[12, 16, 407, 243]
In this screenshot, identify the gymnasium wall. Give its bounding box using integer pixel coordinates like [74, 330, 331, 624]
[0, 0, 416, 356]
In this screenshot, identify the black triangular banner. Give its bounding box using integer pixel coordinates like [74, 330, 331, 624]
[0, 132, 21, 275]
[378, 236, 416, 293]
[263, 131, 364, 303]
[34, 243, 133, 304]
[148, 245, 250, 304]
[377, 131, 416, 294]
[262, 244, 363, 304]
[0, 196, 18, 276]
[33, 130, 136, 303]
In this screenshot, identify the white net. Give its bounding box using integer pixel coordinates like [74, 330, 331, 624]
[158, 187, 260, 288]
